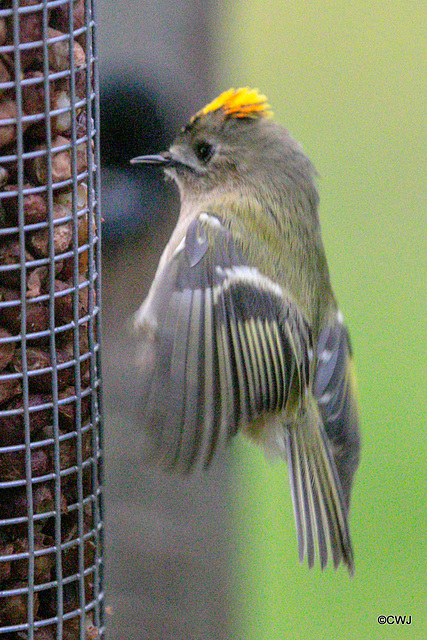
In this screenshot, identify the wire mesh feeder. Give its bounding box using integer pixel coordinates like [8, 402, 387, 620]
[0, 1, 103, 638]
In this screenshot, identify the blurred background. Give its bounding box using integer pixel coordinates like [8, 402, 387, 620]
[97, 2, 427, 639]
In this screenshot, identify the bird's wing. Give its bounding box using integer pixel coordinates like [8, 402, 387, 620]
[314, 315, 361, 508]
[135, 212, 311, 472]
[135, 213, 354, 572]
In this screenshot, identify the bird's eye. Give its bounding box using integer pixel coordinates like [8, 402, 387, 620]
[194, 140, 215, 164]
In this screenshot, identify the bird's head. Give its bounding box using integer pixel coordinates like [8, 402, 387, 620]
[132, 88, 318, 212]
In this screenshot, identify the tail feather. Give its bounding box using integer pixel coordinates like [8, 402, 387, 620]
[285, 428, 306, 564]
[285, 396, 354, 574]
[307, 453, 329, 570]
[301, 428, 329, 570]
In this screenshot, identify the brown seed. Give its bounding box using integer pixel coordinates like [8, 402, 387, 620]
[27, 266, 48, 298]
[0, 165, 9, 187]
[6, 0, 44, 43]
[0, 393, 53, 446]
[62, 526, 95, 580]
[50, 0, 86, 35]
[0, 239, 34, 288]
[12, 345, 77, 392]
[0, 581, 39, 624]
[11, 533, 55, 583]
[22, 71, 51, 116]
[3, 1, 44, 70]
[33, 482, 55, 514]
[0, 56, 10, 89]
[45, 28, 86, 73]
[0, 373, 22, 404]
[0, 100, 19, 149]
[51, 277, 89, 324]
[29, 135, 88, 185]
[2, 183, 48, 225]
[0, 18, 6, 47]
[0, 286, 50, 341]
[23, 75, 82, 139]
[0, 326, 15, 370]
[0, 443, 50, 482]
[6, 443, 50, 482]
[27, 203, 73, 258]
[0, 542, 13, 581]
[56, 65, 87, 104]
[58, 386, 91, 430]
[33, 627, 56, 640]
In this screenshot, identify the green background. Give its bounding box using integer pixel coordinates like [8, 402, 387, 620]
[214, 2, 427, 638]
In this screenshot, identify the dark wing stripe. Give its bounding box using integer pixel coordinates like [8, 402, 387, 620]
[221, 285, 244, 435]
[271, 321, 286, 410]
[284, 322, 303, 397]
[262, 321, 279, 410]
[255, 319, 273, 410]
[281, 322, 299, 406]
[253, 319, 272, 412]
[216, 319, 234, 447]
[227, 313, 248, 424]
[237, 320, 258, 419]
[246, 319, 263, 413]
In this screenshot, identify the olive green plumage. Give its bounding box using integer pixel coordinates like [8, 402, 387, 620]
[132, 88, 360, 573]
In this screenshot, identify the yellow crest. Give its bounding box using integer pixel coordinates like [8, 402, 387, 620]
[195, 87, 273, 120]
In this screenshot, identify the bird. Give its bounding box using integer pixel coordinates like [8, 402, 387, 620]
[131, 87, 361, 573]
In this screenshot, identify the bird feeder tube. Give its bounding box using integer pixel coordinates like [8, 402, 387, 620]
[0, 1, 104, 638]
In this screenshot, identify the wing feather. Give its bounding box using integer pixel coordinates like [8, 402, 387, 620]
[197, 288, 217, 467]
[255, 319, 273, 409]
[179, 288, 204, 469]
[314, 316, 361, 508]
[271, 321, 286, 409]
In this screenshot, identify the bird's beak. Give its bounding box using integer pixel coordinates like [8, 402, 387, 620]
[130, 151, 172, 166]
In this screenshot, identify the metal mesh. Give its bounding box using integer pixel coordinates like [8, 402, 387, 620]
[0, 1, 103, 638]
